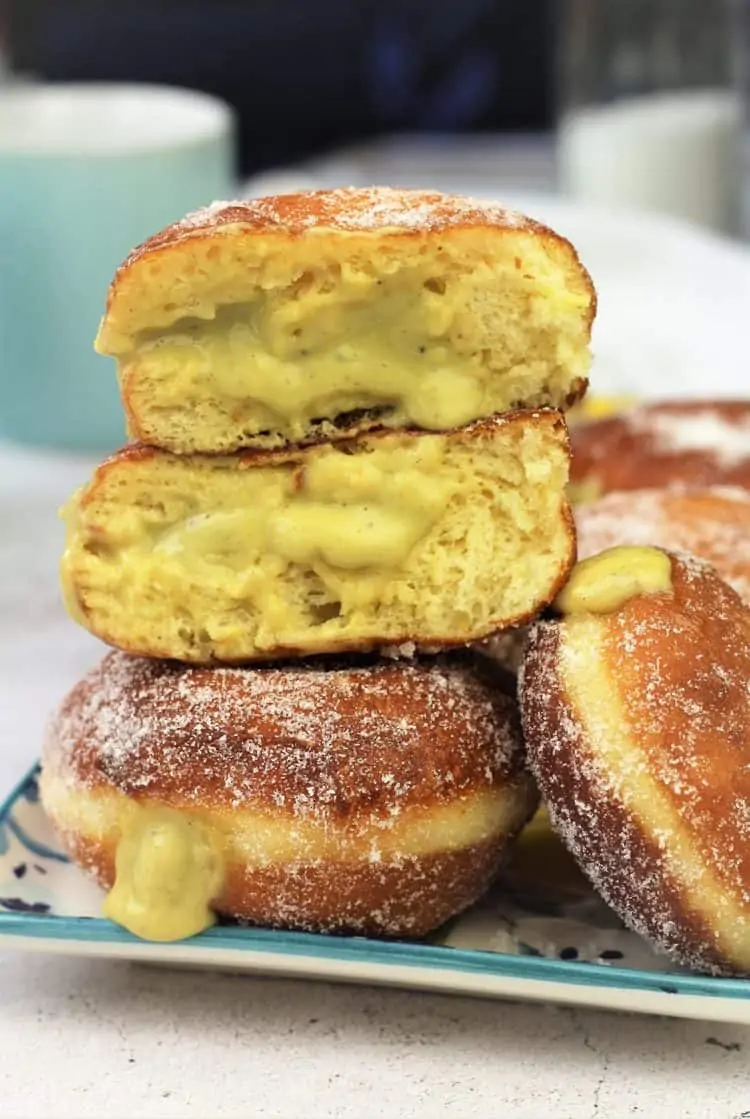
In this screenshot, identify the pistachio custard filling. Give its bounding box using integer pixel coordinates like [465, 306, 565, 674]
[117, 259, 590, 450]
[152, 445, 453, 576]
[130, 283, 486, 433]
[103, 806, 224, 942]
[554, 546, 673, 616]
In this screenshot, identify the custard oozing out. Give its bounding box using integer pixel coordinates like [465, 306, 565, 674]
[102, 806, 224, 942]
[554, 545, 673, 616]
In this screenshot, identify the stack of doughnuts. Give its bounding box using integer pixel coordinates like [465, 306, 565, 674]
[42, 187, 596, 941]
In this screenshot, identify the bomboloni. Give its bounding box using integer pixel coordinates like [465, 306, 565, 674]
[521, 550, 750, 976]
[41, 652, 538, 940]
[96, 187, 595, 453]
[61, 412, 575, 664]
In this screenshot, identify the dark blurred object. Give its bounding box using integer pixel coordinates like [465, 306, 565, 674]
[7, 0, 553, 175]
[736, 0, 750, 238]
[560, 0, 736, 104]
[557, 0, 741, 232]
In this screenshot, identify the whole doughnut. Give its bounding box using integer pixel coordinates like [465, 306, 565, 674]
[41, 651, 537, 940]
[520, 549, 750, 976]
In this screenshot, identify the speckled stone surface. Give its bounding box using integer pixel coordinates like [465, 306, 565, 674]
[3, 442, 750, 1119]
[2, 953, 750, 1118]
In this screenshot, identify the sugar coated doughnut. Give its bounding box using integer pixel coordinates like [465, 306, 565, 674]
[571, 400, 750, 497]
[576, 486, 750, 604]
[520, 549, 750, 975]
[42, 651, 537, 941]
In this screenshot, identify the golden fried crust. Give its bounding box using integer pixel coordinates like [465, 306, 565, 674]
[42, 651, 538, 937]
[102, 187, 596, 333]
[44, 651, 526, 813]
[520, 553, 750, 975]
[571, 400, 750, 493]
[520, 621, 726, 971]
[84, 410, 569, 481]
[58, 831, 506, 939]
[575, 486, 750, 604]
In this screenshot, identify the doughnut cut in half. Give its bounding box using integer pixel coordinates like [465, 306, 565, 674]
[96, 187, 595, 453]
[61, 412, 574, 664]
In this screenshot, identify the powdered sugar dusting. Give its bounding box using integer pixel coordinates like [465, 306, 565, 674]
[43, 651, 523, 818]
[175, 199, 242, 229]
[571, 400, 750, 491]
[633, 408, 750, 468]
[117, 186, 545, 276]
[576, 486, 750, 604]
[173, 187, 531, 236]
[520, 556, 750, 975]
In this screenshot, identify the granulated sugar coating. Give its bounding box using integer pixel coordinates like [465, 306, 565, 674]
[131, 186, 535, 252]
[111, 186, 553, 299]
[520, 552, 750, 975]
[634, 408, 750, 468]
[576, 486, 750, 604]
[41, 651, 536, 937]
[43, 651, 524, 815]
[570, 400, 750, 492]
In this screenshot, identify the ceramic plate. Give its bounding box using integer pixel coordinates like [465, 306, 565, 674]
[4, 765, 750, 1023]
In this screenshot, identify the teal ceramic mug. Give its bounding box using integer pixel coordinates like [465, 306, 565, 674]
[0, 83, 235, 451]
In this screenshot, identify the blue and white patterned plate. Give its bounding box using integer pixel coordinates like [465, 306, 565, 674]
[3, 764, 750, 1024]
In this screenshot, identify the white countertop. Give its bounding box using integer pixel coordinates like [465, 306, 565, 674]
[2, 951, 750, 1119]
[3, 447, 750, 1118]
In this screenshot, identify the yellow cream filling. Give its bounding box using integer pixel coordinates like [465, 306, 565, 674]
[129, 277, 489, 433]
[102, 806, 224, 942]
[62, 441, 455, 647]
[554, 546, 673, 616]
[153, 447, 451, 576]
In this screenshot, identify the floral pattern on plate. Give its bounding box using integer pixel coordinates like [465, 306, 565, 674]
[0, 765, 679, 976]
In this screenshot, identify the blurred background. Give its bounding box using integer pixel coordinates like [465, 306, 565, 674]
[2, 0, 747, 215]
[1, 2, 750, 784]
[4, 0, 556, 178]
[1, 0, 748, 447]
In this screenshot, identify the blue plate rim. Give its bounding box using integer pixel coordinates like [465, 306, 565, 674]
[3, 763, 750, 1003]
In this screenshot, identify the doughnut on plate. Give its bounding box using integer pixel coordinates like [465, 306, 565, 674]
[40, 652, 538, 940]
[4, 668, 750, 1020]
[521, 552, 750, 980]
[576, 486, 750, 604]
[570, 400, 750, 495]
